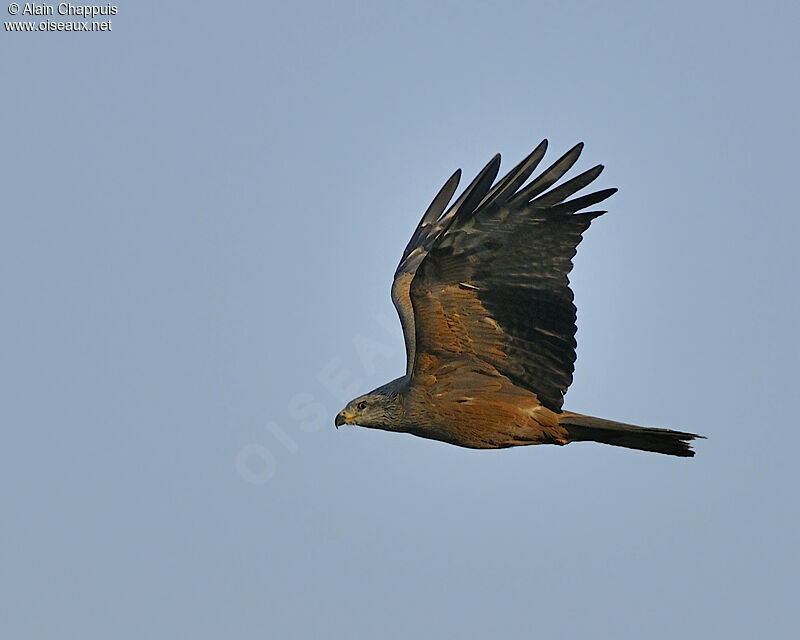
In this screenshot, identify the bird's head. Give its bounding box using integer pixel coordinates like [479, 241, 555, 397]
[335, 388, 404, 431]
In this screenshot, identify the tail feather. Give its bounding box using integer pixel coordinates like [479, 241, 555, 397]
[559, 412, 703, 457]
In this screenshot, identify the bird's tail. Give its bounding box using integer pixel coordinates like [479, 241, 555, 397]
[558, 412, 703, 457]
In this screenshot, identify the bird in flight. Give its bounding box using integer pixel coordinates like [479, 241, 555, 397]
[335, 140, 702, 456]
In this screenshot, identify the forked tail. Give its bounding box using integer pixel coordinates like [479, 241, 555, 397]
[559, 412, 704, 457]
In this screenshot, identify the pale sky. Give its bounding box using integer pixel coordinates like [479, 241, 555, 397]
[2, 1, 799, 638]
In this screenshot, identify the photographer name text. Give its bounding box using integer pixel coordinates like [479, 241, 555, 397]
[11, 3, 116, 18]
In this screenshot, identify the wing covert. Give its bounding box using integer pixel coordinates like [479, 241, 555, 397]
[408, 141, 616, 412]
[391, 153, 502, 376]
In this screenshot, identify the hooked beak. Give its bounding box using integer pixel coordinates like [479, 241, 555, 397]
[334, 410, 354, 428]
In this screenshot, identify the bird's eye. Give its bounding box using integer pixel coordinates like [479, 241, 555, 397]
[357, 401, 367, 410]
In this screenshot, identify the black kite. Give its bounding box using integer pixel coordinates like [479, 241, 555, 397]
[335, 141, 702, 456]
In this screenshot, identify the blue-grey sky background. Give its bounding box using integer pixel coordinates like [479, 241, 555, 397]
[3, 1, 798, 638]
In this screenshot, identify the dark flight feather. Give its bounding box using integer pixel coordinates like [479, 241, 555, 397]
[479, 140, 549, 210]
[511, 142, 585, 204]
[399, 169, 461, 266]
[530, 164, 605, 209]
[409, 140, 614, 411]
[440, 154, 501, 225]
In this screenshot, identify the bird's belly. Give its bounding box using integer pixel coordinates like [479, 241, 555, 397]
[419, 392, 567, 449]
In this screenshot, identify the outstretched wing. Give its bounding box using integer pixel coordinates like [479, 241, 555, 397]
[408, 141, 616, 412]
[391, 167, 461, 377]
[391, 141, 549, 377]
